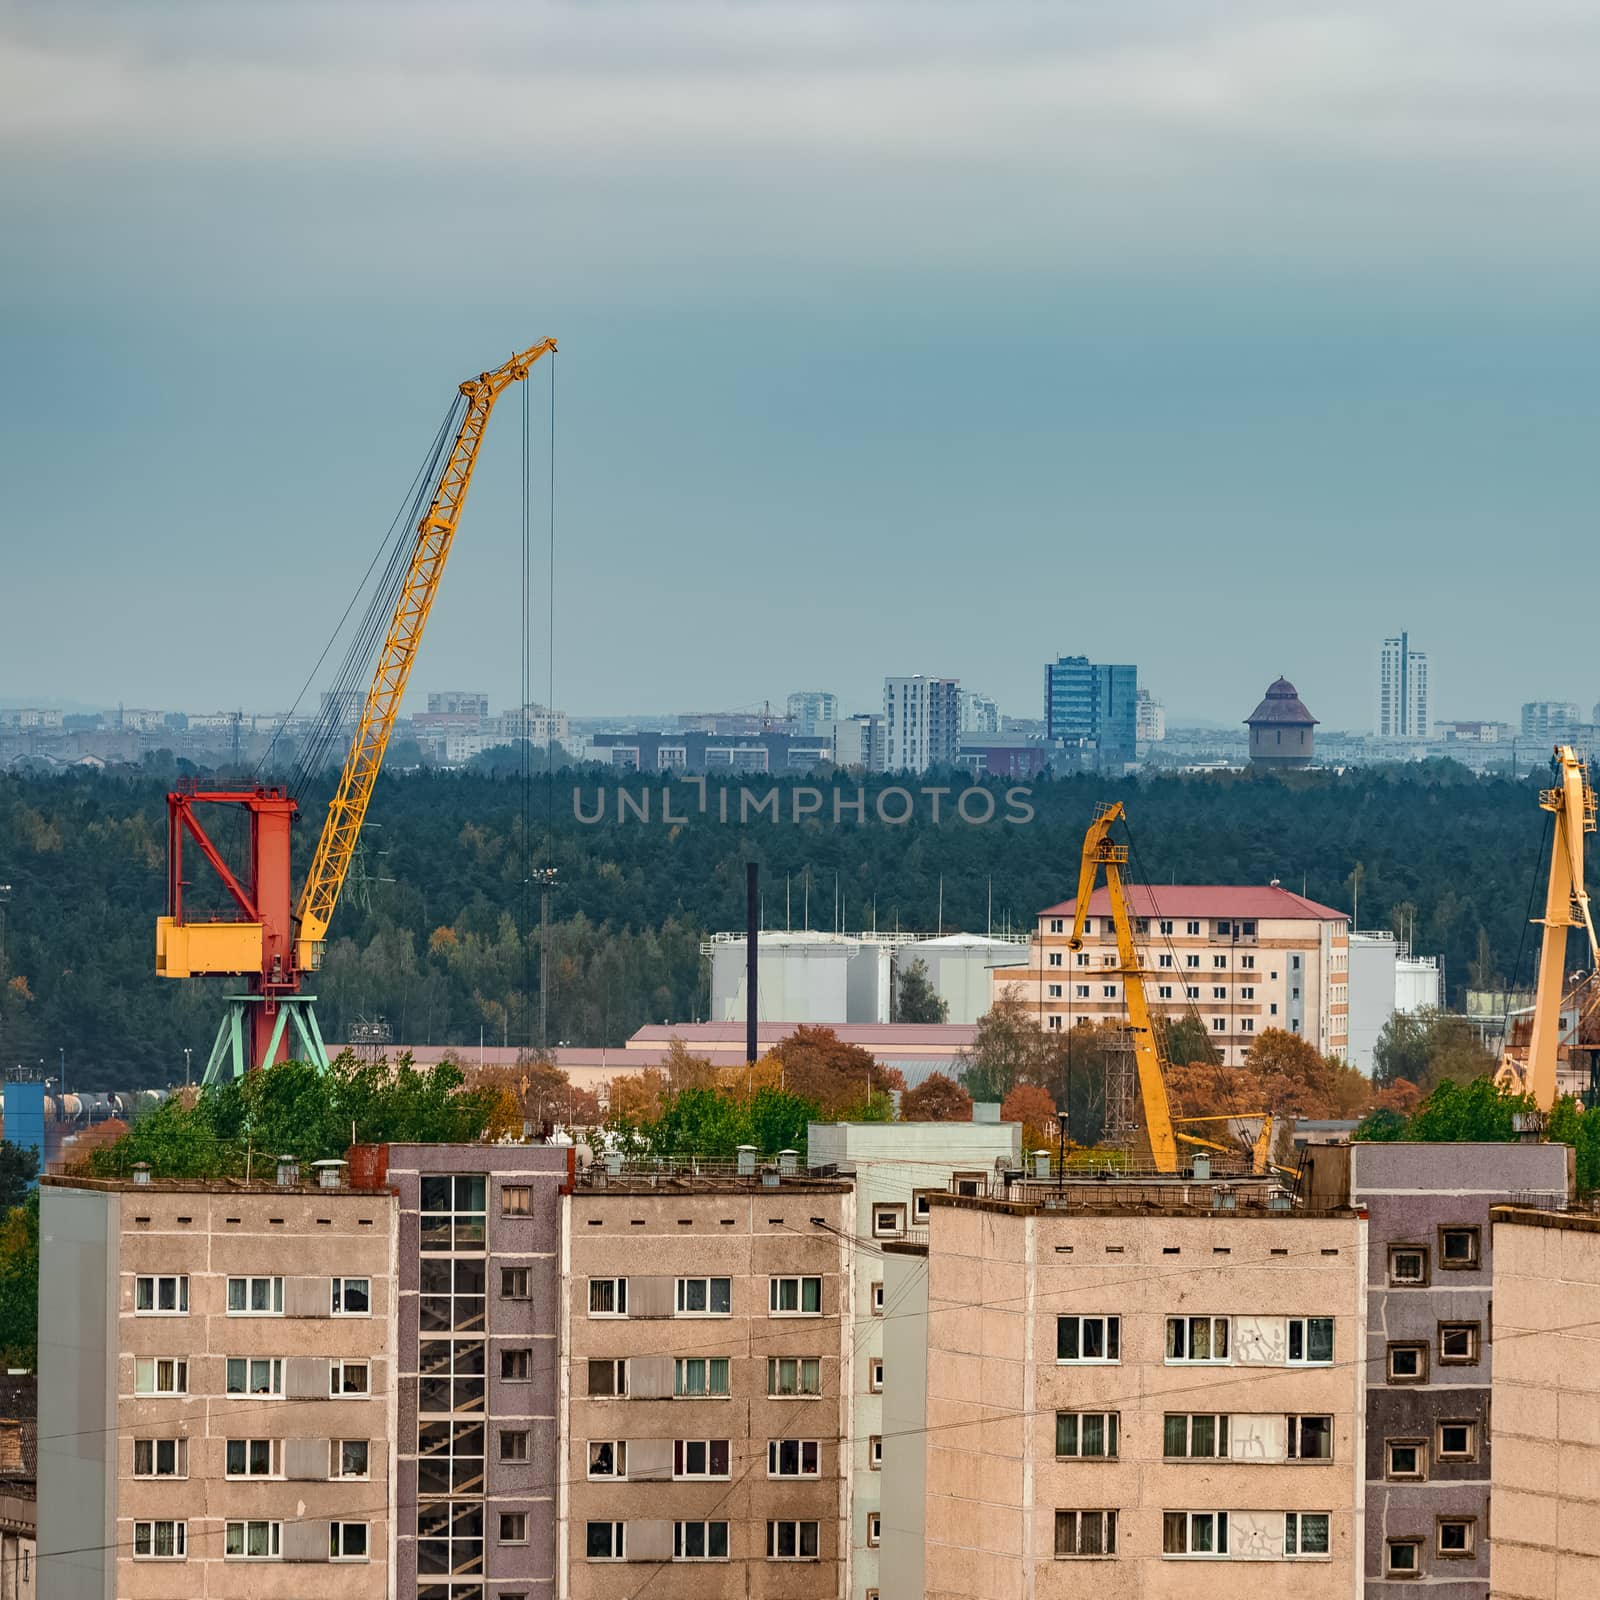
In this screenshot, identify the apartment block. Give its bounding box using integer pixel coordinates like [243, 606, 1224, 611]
[39, 1169, 397, 1600]
[921, 1184, 1368, 1600]
[560, 1162, 854, 1599]
[999, 884, 1350, 1065]
[805, 1120, 1022, 1600]
[881, 677, 961, 774]
[1379, 633, 1430, 741]
[1302, 1141, 1573, 1600]
[1044, 657, 1138, 771]
[1487, 1204, 1600, 1600]
[388, 1143, 570, 1600]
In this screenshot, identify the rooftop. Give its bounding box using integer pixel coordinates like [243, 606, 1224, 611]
[929, 1178, 1360, 1220]
[627, 1021, 981, 1050]
[1245, 676, 1319, 727]
[1040, 884, 1347, 921]
[570, 1160, 853, 1196]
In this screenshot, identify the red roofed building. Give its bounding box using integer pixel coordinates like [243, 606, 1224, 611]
[994, 883, 1350, 1066]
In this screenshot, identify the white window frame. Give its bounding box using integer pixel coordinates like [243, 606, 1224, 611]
[334, 1439, 370, 1480]
[766, 1520, 821, 1561]
[331, 1277, 371, 1317]
[226, 1357, 284, 1398]
[1163, 1510, 1228, 1558]
[132, 1520, 186, 1560]
[676, 1276, 732, 1316]
[586, 1522, 625, 1561]
[1057, 1315, 1120, 1364]
[767, 1439, 820, 1478]
[329, 1359, 369, 1396]
[134, 1358, 187, 1396]
[1437, 1420, 1477, 1461]
[588, 1358, 628, 1397]
[768, 1356, 822, 1397]
[589, 1440, 627, 1479]
[674, 1521, 730, 1562]
[869, 1357, 884, 1392]
[224, 1520, 282, 1561]
[873, 1204, 905, 1238]
[588, 1277, 627, 1317]
[1288, 1316, 1335, 1365]
[1388, 1245, 1428, 1286]
[675, 1438, 730, 1479]
[133, 1275, 188, 1315]
[871, 1281, 885, 1315]
[224, 1438, 281, 1479]
[226, 1276, 283, 1316]
[770, 1276, 822, 1316]
[133, 1438, 188, 1479]
[867, 1512, 881, 1547]
[329, 1522, 369, 1562]
[1185, 921, 1201, 935]
[674, 1356, 731, 1397]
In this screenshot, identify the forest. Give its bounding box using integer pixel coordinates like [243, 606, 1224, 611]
[0, 753, 1568, 1090]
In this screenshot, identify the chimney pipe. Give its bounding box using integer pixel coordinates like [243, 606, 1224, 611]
[746, 862, 759, 1067]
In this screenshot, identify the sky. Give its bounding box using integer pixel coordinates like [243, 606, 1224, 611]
[3, 0, 1599, 732]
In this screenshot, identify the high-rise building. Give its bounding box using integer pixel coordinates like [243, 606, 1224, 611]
[428, 692, 491, 717]
[1044, 656, 1138, 770]
[881, 677, 961, 773]
[826, 714, 881, 770]
[1135, 688, 1166, 744]
[786, 691, 838, 737]
[1378, 634, 1429, 739]
[1520, 700, 1581, 740]
[958, 691, 1000, 736]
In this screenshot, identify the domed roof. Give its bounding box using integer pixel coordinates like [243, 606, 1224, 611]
[1245, 676, 1318, 726]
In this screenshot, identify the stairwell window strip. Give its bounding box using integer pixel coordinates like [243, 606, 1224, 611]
[134, 1275, 188, 1314]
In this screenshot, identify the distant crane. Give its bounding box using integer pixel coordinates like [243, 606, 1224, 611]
[156, 340, 557, 1080]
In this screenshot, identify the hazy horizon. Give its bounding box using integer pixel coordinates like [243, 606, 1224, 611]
[5, 2, 1599, 730]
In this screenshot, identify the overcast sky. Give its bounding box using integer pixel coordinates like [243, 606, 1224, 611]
[3, 1, 1598, 730]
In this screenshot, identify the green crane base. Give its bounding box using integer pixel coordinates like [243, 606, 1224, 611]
[202, 995, 332, 1085]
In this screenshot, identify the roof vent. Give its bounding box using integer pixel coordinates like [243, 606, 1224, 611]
[777, 1149, 798, 1175]
[1212, 1185, 1236, 1212]
[761, 1168, 781, 1188]
[1268, 1188, 1292, 1212]
[275, 1156, 299, 1188]
[311, 1159, 346, 1190]
[605, 1152, 624, 1177]
[736, 1145, 757, 1177]
[1032, 1149, 1051, 1180]
[1191, 1154, 1211, 1182]
[132, 1162, 152, 1186]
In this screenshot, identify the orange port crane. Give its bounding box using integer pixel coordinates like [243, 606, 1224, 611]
[156, 339, 557, 1080]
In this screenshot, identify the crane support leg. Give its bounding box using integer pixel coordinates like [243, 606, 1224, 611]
[201, 996, 333, 1085]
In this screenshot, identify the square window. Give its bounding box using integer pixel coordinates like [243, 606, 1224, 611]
[874, 1205, 906, 1238]
[500, 1513, 528, 1544]
[501, 1267, 530, 1299]
[502, 1185, 531, 1215]
[1386, 1538, 1421, 1576]
[337, 1440, 369, 1479]
[502, 1348, 531, 1381]
[329, 1360, 367, 1396]
[1439, 1227, 1480, 1269]
[589, 1277, 626, 1317]
[331, 1277, 370, 1316]
[1437, 1421, 1477, 1460]
[590, 1440, 626, 1477]
[1389, 1245, 1428, 1286]
[588, 1359, 626, 1397]
[1288, 1316, 1334, 1364]
[500, 1429, 529, 1462]
[587, 1522, 624, 1560]
[329, 1522, 368, 1561]
[1388, 1342, 1428, 1384]
[1439, 1322, 1480, 1364]
[1437, 1518, 1475, 1557]
[1387, 1439, 1426, 1479]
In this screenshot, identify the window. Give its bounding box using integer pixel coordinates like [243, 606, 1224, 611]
[767, 1438, 820, 1477]
[676, 1521, 729, 1561]
[134, 1275, 188, 1314]
[1048, 983, 1062, 998]
[336, 1440, 369, 1479]
[500, 1429, 529, 1462]
[871, 1281, 885, 1315]
[874, 1205, 905, 1238]
[1186, 921, 1201, 935]
[869, 1358, 884, 1392]
[771, 1276, 822, 1315]
[1284, 1513, 1329, 1557]
[1048, 1014, 1063, 1031]
[1159, 954, 1174, 969]
[1387, 1538, 1421, 1576]
[767, 1521, 820, 1560]
[416, 1421, 484, 1495]
[1159, 919, 1174, 935]
[1389, 1245, 1428, 1285]
[1050, 918, 1065, 933]
[589, 1277, 627, 1316]
[1438, 1518, 1475, 1557]
[1240, 986, 1255, 999]
[1102, 985, 1117, 999]
[869, 1434, 882, 1468]
[1288, 1415, 1333, 1460]
[1058, 1315, 1120, 1363]
[1214, 955, 1227, 969]
[224, 1357, 281, 1397]
[225, 1521, 281, 1560]
[1213, 1018, 1226, 1031]
[419, 1334, 484, 1414]
[331, 1277, 370, 1316]
[1167, 1316, 1230, 1363]
[1049, 951, 1063, 967]
[1163, 1511, 1227, 1556]
[329, 1523, 368, 1561]
[675, 1357, 730, 1396]
[501, 1266, 530, 1299]
[133, 1362, 185, 1406]
[1241, 1018, 1255, 1033]
[1212, 986, 1227, 1000]
[1186, 955, 1201, 969]
[589, 1441, 626, 1478]
[420, 1173, 487, 1252]
[1387, 1439, 1426, 1479]
[1076, 985, 1092, 999]
[134, 1438, 188, 1478]
[1187, 986, 1200, 1000]
[1288, 1317, 1334, 1364]
[420, 1255, 484, 1335]
[500, 1513, 528, 1544]
[1388, 1342, 1428, 1383]
[1439, 1226, 1480, 1269]
[677, 1276, 732, 1315]
[768, 1356, 821, 1396]
[226, 1276, 282, 1315]
[133, 1521, 185, 1559]
[1437, 1421, 1477, 1460]
[1158, 985, 1173, 999]
[867, 1512, 882, 1547]
[1242, 954, 1255, 969]
[1242, 922, 1256, 936]
[502, 1348, 531, 1381]
[587, 1522, 625, 1560]
[1439, 1322, 1480, 1364]
[1056, 1412, 1119, 1458]
[502, 1185, 531, 1215]
[224, 1439, 279, 1478]
[1163, 1414, 1228, 1459]
[679, 1438, 732, 1478]
[329, 1360, 369, 1396]
[588, 1359, 627, 1397]
[1076, 953, 1090, 968]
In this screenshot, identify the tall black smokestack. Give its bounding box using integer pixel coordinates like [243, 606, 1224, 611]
[746, 861, 759, 1066]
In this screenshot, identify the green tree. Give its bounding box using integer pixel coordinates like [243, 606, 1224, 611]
[0, 1192, 39, 1369]
[0, 1140, 39, 1211]
[1372, 1012, 1431, 1089]
[960, 990, 1047, 1102]
[895, 958, 949, 1024]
